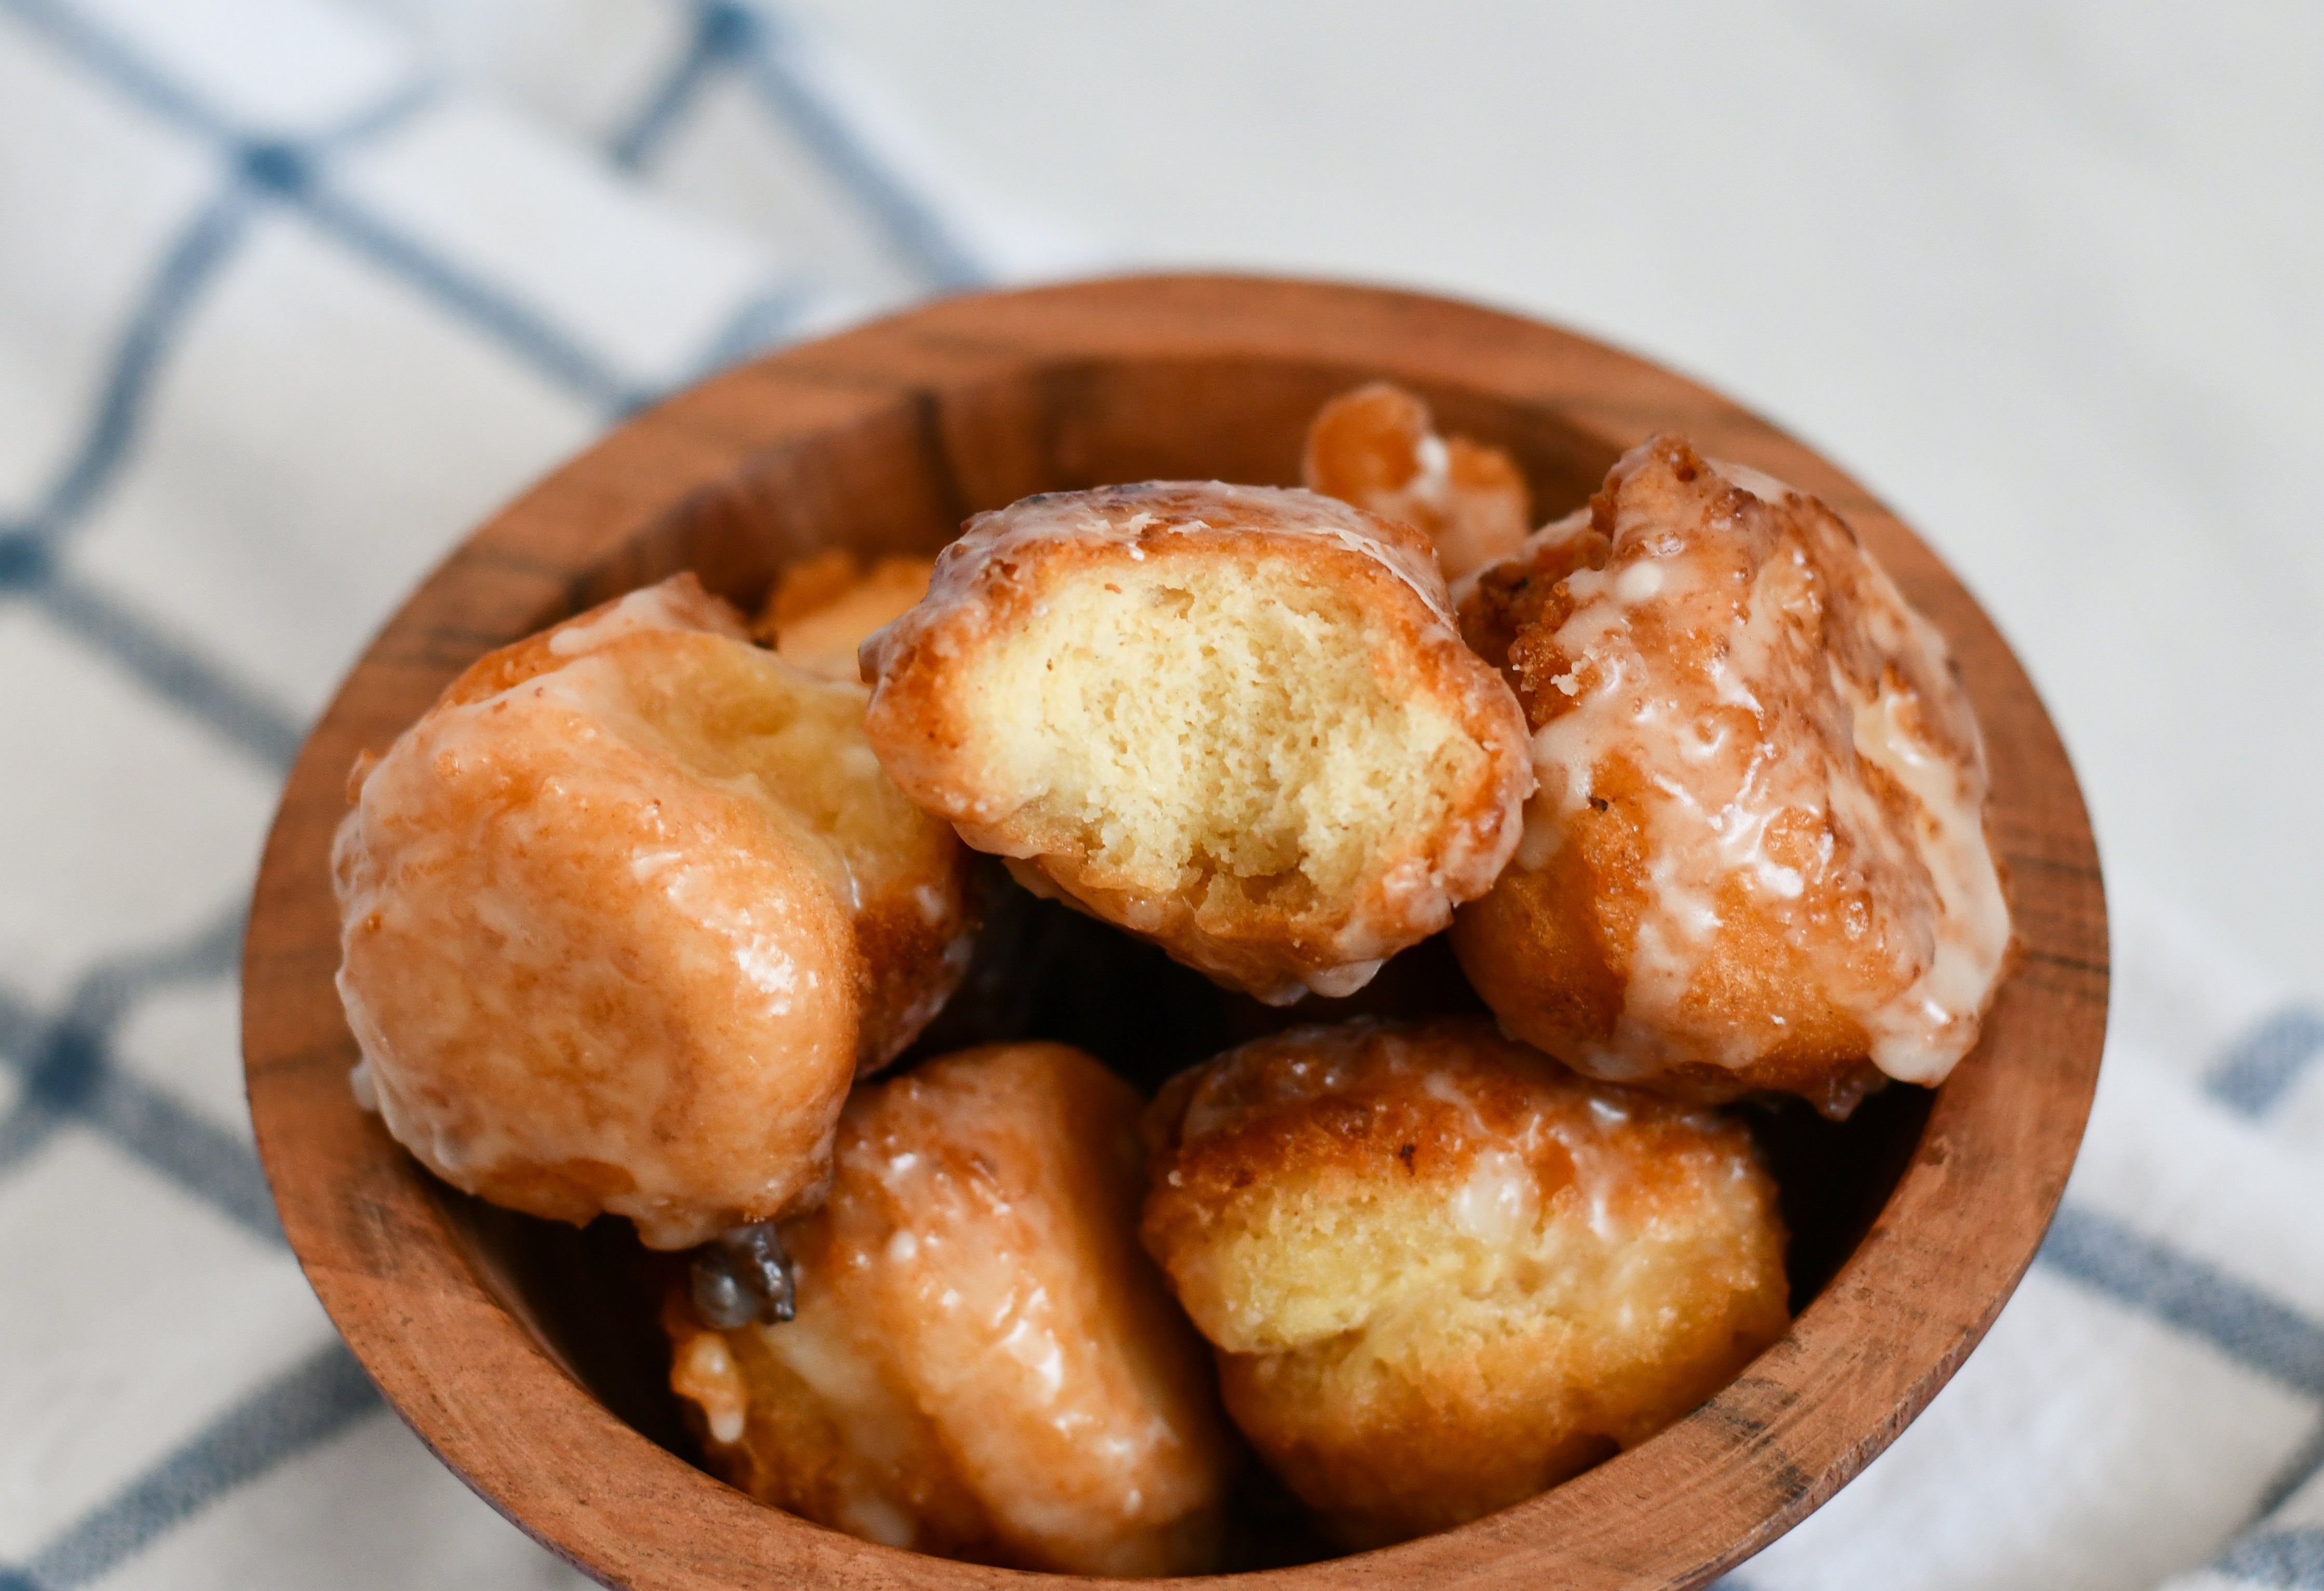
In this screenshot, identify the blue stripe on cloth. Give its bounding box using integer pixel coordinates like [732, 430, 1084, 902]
[0, 181, 302, 779]
[0, 977, 49, 1169]
[1698, 1216, 2324, 1590]
[2039, 1204, 2324, 1399]
[607, 0, 752, 171]
[3, 0, 649, 413]
[55, 904, 245, 1017]
[0, 0, 902, 776]
[2253, 1420, 2324, 1526]
[2209, 1009, 2324, 1118]
[315, 79, 439, 150]
[28, 568, 303, 772]
[2213, 1527, 2324, 1588]
[609, 0, 987, 292]
[7, 1032, 284, 1242]
[278, 166, 653, 412]
[8, 1343, 381, 1590]
[726, 2, 990, 291]
[0, 1092, 53, 1171]
[0, 189, 255, 550]
[0, 906, 282, 1245]
[0, 70, 426, 564]
[0, 981, 42, 1057]
[0, 7, 457, 777]
[0, 0, 432, 150]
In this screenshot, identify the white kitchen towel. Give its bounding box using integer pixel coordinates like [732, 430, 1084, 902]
[2, 3, 2319, 1588]
[1730, 879, 2324, 1591]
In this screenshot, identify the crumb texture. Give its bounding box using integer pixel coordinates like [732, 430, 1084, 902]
[1141, 1018, 1790, 1548]
[863, 482, 1532, 1003]
[981, 555, 1471, 903]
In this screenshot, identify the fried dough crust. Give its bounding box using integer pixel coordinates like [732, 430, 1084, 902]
[859, 482, 1533, 1005]
[667, 1042, 1236, 1575]
[753, 548, 934, 681]
[332, 576, 971, 1248]
[1452, 438, 2011, 1115]
[1140, 1017, 1789, 1547]
[1302, 381, 1531, 579]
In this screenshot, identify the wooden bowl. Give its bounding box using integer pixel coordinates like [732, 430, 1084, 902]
[242, 275, 2107, 1589]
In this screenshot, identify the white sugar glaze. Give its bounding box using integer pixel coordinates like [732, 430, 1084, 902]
[1518, 445, 2010, 1087]
[1172, 1021, 1720, 1261]
[331, 572, 969, 1248]
[862, 481, 1456, 683]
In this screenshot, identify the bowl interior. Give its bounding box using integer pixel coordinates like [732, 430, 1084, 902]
[433, 351, 1932, 1568]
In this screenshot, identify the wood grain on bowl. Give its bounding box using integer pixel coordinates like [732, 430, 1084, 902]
[241, 275, 2107, 1589]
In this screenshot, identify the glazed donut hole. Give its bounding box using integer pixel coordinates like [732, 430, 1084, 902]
[666, 1042, 1237, 1576]
[1140, 1017, 1792, 1548]
[600, 608, 971, 1072]
[1447, 435, 2011, 1117]
[1301, 380, 1533, 581]
[332, 576, 971, 1252]
[860, 480, 1533, 1006]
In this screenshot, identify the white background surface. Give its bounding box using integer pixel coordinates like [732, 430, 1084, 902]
[791, 0, 2324, 998]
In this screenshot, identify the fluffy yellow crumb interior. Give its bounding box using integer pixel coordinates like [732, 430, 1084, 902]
[1175, 1156, 1777, 1377]
[1176, 1172, 1589, 1354]
[613, 635, 931, 908]
[979, 556, 1479, 903]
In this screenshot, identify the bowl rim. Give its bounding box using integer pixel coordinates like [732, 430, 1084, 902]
[241, 272, 2108, 1590]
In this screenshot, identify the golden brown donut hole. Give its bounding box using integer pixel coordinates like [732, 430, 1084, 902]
[1141, 1017, 1791, 1548]
[667, 1042, 1237, 1575]
[332, 576, 971, 1250]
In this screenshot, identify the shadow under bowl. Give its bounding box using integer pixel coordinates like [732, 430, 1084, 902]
[242, 274, 2108, 1590]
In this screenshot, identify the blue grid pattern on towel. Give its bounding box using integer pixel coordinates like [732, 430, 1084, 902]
[0, 2, 988, 1584]
[0, 0, 970, 712]
[4, 4, 2324, 1586]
